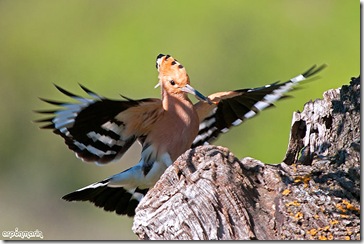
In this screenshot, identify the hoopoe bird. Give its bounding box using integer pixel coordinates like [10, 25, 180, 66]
[35, 54, 325, 217]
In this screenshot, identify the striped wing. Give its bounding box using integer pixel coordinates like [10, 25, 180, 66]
[191, 64, 326, 148]
[35, 84, 158, 164]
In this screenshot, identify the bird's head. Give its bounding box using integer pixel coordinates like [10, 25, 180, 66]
[155, 54, 212, 104]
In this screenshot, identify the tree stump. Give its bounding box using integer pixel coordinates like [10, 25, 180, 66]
[132, 76, 360, 240]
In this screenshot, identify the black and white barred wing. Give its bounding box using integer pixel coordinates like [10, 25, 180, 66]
[191, 64, 326, 148]
[35, 84, 157, 164]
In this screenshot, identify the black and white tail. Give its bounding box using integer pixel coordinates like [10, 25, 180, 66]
[62, 176, 149, 217]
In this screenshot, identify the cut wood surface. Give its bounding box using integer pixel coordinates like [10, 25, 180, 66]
[132, 76, 360, 240]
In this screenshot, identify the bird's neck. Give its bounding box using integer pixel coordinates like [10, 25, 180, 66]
[161, 89, 193, 112]
[159, 88, 199, 161]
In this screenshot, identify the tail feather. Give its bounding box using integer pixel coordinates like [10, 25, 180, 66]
[62, 179, 149, 217]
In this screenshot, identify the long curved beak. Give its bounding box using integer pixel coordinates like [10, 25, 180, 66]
[181, 84, 212, 105]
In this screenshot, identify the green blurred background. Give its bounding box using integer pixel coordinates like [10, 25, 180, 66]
[0, 0, 359, 240]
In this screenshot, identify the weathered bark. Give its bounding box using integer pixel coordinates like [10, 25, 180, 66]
[132, 76, 360, 240]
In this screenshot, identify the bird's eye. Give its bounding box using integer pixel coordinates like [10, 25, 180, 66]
[170, 80, 175, 86]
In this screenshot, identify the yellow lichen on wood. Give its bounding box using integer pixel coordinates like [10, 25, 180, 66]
[330, 219, 339, 225]
[346, 203, 359, 212]
[307, 228, 317, 236]
[342, 199, 350, 204]
[294, 212, 303, 220]
[318, 235, 327, 240]
[336, 203, 347, 213]
[293, 174, 311, 187]
[291, 163, 297, 173]
[282, 189, 291, 196]
[285, 200, 300, 207]
[341, 199, 360, 213]
[320, 225, 330, 231]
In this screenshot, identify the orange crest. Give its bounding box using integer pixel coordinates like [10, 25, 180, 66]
[156, 54, 190, 89]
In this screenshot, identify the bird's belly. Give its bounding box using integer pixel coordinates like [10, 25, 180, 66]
[141, 152, 173, 188]
[108, 151, 172, 189]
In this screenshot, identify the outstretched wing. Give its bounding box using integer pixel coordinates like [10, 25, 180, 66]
[192, 64, 326, 148]
[35, 84, 160, 164]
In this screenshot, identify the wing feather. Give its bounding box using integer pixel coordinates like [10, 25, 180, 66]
[192, 64, 326, 147]
[35, 84, 160, 164]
